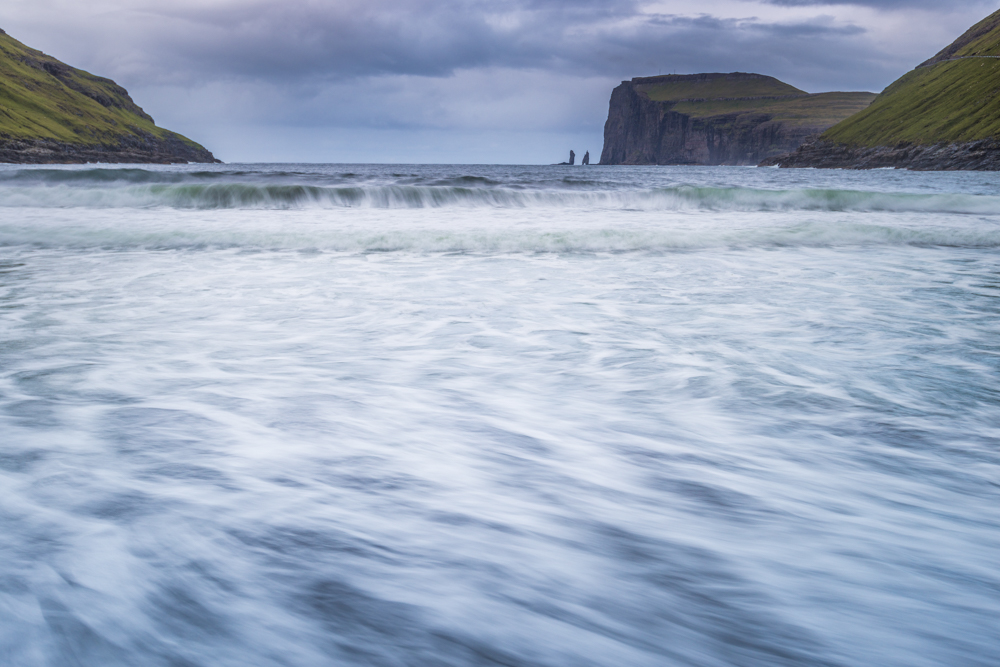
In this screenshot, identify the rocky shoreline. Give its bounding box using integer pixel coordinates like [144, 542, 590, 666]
[0, 133, 220, 164]
[760, 139, 1000, 171]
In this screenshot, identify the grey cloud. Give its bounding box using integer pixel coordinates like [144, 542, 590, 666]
[158, 1, 638, 79]
[7, 0, 985, 90]
[2, 0, 994, 161]
[760, 0, 991, 7]
[93, 1, 885, 86]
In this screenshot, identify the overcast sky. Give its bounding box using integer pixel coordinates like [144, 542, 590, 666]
[1, 0, 996, 162]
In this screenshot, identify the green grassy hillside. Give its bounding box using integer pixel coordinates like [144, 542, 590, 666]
[823, 9, 1000, 146]
[0, 28, 207, 150]
[672, 92, 877, 128]
[628, 73, 875, 131]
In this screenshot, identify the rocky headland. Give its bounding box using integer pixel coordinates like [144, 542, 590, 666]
[763, 9, 1000, 171]
[0, 28, 218, 164]
[599, 73, 875, 166]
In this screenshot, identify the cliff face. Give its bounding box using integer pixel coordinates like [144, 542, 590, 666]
[765, 9, 1000, 170]
[600, 73, 875, 166]
[0, 28, 218, 164]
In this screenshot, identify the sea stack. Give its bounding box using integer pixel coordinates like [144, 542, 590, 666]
[762, 8, 1000, 170]
[555, 150, 576, 165]
[0, 29, 218, 163]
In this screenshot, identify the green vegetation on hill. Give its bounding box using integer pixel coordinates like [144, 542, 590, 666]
[823, 9, 1000, 146]
[636, 73, 804, 102]
[673, 92, 876, 128]
[629, 73, 875, 131]
[0, 28, 206, 150]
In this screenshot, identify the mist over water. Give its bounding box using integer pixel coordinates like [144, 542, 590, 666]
[1, 164, 998, 666]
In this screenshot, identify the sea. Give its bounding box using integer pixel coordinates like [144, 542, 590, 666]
[0, 163, 998, 667]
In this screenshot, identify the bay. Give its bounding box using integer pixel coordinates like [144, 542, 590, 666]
[1, 164, 998, 667]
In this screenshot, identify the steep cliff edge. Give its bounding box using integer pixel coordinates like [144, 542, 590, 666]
[0, 28, 218, 163]
[763, 9, 1000, 170]
[599, 73, 875, 166]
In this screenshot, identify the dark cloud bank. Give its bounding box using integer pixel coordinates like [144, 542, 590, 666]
[2, 0, 996, 161]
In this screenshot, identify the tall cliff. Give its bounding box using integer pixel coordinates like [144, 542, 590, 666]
[763, 9, 1000, 170]
[0, 28, 218, 164]
[600, 73, 875, 166]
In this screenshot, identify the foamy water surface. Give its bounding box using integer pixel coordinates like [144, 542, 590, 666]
[1, 164, 998, 666]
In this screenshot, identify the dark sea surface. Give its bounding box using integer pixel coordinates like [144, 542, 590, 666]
[0, 163, 998, 666]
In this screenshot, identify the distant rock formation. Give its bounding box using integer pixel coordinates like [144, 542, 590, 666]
[763, 8, 1000, 171]
[0, 28, 218, 163]
[582, 151, 590, 165]
[599, 73, 875, 166]
[555, 150, 576, 165]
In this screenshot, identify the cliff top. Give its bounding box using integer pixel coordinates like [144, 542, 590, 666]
[622, 72, 874, 130]
[0, 29, 208, 151]
[632, 72, 805, 103]
[672, 92, 877, 129]
[823, 8, 1000, 146]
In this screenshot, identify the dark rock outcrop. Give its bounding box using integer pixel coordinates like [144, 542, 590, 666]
[0, 132, 219, 165]
[599, 74, 873, 166]
[760, 139, 1000, 171]
[599, 81, 798, 165]
[582, 151, 590, 165]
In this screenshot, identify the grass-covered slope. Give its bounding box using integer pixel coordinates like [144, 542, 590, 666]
[633, 73, 874, 130]
[0, 28, 216, 162]
[672, 92, 876, 128]
[822, 9, 1000, 146]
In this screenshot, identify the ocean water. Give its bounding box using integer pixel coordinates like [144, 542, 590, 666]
[0, 163, 998, 667]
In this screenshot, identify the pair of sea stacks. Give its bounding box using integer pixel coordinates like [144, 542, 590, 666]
[557, 150, 591, 165]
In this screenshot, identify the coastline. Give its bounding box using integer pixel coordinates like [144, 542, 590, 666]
[760, 139, 1000, 171]
[0, 134, 220, 165]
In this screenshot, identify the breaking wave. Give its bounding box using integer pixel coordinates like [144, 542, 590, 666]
[0, 166, 998, 212]
[1, 180, 1000, 213]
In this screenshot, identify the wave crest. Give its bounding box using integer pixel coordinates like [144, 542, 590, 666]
[1, 179, 999, 214]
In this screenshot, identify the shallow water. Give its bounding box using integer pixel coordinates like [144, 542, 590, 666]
[1, 164, 998, 666]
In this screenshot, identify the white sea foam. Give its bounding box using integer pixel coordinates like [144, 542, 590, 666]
[2, 206, 999, 251]
[1, 164, 998, 667]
